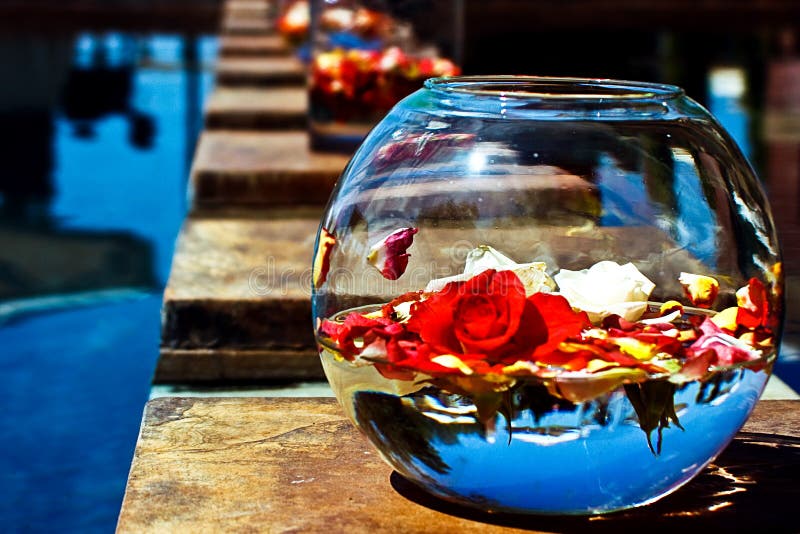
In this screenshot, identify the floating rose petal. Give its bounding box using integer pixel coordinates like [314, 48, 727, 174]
[320, 312, 412, 360]
[736, 278, 771, 329]
[367, 227, 418, 280]
[690, 317, 762, 366]
[711, 307, 739, 332]
[672, 348, 716, 382]
[529, 292, 592, 359]
[678, 272, 720, 309]
[659, 300, 684, 316]
[313, 227, 336, 289]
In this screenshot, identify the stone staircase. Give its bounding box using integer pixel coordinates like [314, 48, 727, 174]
[159, 0, 345, 386]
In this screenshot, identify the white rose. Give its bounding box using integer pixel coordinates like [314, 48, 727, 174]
[425, 245, 555, 296]
[554, 261, 655, 323]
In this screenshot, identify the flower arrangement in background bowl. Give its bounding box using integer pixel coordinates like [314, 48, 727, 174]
[312, 76, 783, 514]
[308, 0, 462, 151]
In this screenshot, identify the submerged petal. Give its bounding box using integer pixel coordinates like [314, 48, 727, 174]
[313, 227, 337, 288]
[367, 227, 418, 280]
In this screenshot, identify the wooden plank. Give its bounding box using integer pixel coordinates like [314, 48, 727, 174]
[204, 87, 306, 130]
[218, 35, 290, 58]
[117, 398, 800, 533]
[189, 131, 348, 209]
[215, 57, 304, 87]
[160, 215, 320, 358]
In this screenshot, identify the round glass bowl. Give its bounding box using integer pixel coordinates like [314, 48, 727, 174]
[312, 76, 783, 514]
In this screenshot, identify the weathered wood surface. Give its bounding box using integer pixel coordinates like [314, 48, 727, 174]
[161, 215, 319, 358]
[117, 398, 800, 533]
[204, 87, 306, 130]
[189, 131, 349, 209]
[215, 57, 305, 87]
[218, 35, 290, 58]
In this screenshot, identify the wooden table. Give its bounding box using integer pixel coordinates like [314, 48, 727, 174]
[117, 398, 800, 533]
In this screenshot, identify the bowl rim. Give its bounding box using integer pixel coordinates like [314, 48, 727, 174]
[424, 75, 685, 103]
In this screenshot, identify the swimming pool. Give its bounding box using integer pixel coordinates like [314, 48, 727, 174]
[0, 33, 214, 532]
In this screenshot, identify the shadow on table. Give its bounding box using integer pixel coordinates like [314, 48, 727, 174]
[391, 432, 800, 533]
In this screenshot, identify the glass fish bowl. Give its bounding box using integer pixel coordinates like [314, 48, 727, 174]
[311, 76, 783, 515]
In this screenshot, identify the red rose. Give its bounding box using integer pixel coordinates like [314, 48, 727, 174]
[408, 270, 590, 362]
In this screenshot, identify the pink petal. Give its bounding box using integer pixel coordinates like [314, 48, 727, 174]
[367, 227, 418, 280]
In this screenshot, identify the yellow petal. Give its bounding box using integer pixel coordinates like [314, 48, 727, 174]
[679, 272, 720, 309]
[711, 306, 739, 331]
[312, 228, 337, 289]
[501, 360, 540, 375]
[431, 354, 474, 375]
[660, 300, 684, 315]
[608, 337, 657, 361]
[585, 359, 620, 373]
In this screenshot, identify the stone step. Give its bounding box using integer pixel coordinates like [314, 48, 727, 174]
[221, 16, 275, 36]
[155, 348, 322, 383]
[189, 131, 349, 210]
[159, 214, 321, 383]
[223, 0, 274, 20]
[117, 398, 800, 533]
[204, 87, 306, 130]
[215, 57, 305, 87]
[218, 35, 290, 58]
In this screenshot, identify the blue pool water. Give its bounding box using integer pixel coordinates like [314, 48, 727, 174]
[0, 295, 161, 531]
[0, 33, 214, 532]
